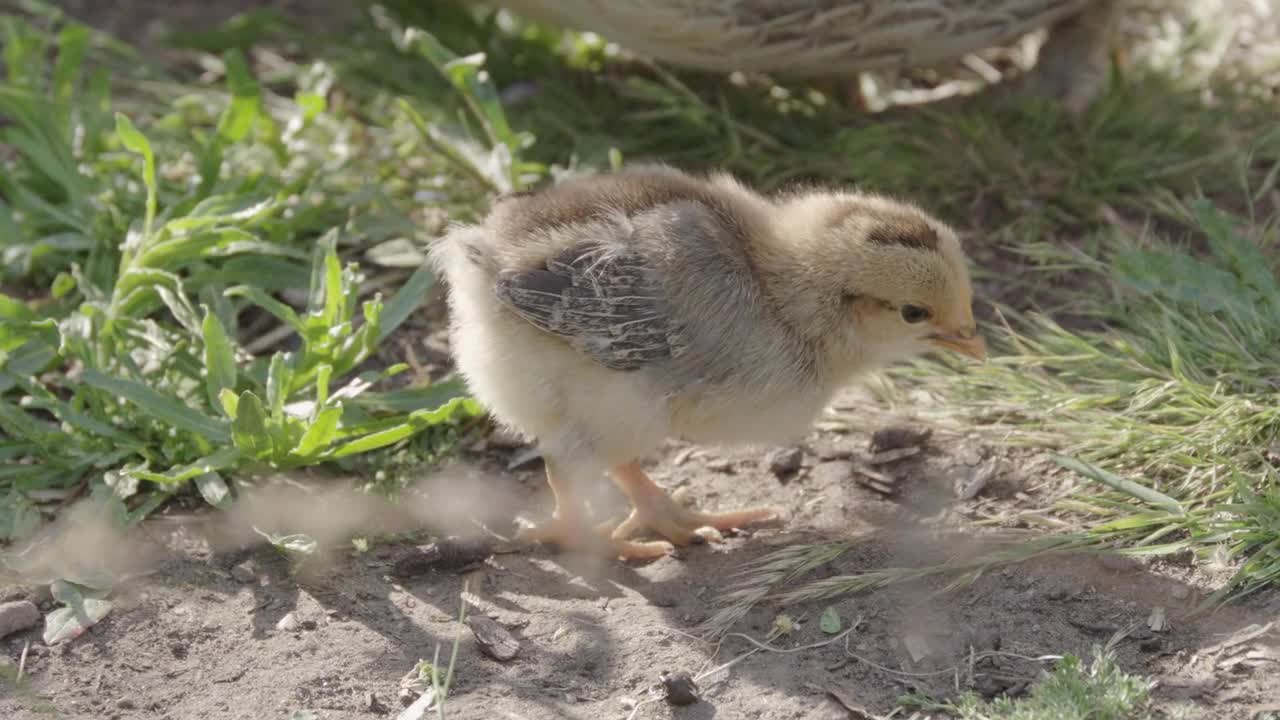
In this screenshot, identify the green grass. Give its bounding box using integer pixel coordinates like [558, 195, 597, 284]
[904, 645, 1155, 720]
[0, 6, 502, 542]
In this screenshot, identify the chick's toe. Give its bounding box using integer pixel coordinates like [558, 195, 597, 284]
[610, 462, 784, 545]
[516, 459, 675, 561]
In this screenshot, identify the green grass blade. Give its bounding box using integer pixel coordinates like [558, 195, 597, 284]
[201, 307, 238, 408]
[114, 112, 157, 241]
[81, 369, 230, 443]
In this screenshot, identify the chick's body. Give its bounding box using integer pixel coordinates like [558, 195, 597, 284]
[431, 165, 984, 559]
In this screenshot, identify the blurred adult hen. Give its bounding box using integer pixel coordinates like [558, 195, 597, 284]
[468, 0, 1120, 113]
[430, 166, 986, 560]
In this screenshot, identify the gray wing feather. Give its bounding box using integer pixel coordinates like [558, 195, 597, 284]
[494, 242, 679, 371]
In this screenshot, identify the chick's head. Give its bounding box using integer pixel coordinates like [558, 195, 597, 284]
[767, 192, 985, 379]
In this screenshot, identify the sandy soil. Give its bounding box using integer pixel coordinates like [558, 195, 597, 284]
[4, 397, 1280, 720]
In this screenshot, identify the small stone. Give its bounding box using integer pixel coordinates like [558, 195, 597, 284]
[660, 670, 700, 706]
[365, 691, 388, 714]
[1147, 606, 1169, 632]
[300, 619, 318, 631]
[390, 538, 493, 578]
[0, 600, 40, 639]
[869, 426, 932, 454]
[955, 459, 998, 500]
[765, 447, 804, 478]
[116, 698, 136, 710]
[467, 616, 519, 661]
[705, 458, 734, 473]
[275, 612, 299, 632]
[230, 561, 257, 584]
[867, 446, 920, 465]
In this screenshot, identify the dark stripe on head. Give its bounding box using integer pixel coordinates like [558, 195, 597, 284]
[865, 216, 939, 251]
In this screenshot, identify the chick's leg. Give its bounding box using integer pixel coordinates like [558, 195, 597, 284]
[609, 461, 783, 545]
[516, 458, 673, 561]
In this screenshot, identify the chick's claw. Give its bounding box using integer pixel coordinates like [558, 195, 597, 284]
[516, 516, 675, 561]
[610, 462, 784, 546]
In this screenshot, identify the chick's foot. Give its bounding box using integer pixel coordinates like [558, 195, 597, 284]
[610, 462, 784, 545]
[516, 516, 674, 561]
[516, 460, 674, 561]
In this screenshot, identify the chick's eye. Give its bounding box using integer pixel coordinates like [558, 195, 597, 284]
[900, 304, 931, 324]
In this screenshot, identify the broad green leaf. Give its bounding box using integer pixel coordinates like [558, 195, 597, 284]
[293, 406, 342, 457]
[103, 469, 139, 499]
[328, 398, 477, 458]
[328, 419, 421, 458]
[266, 352, 289, 421]
[219, 387, 239, 420]
[353, 378, 472, 414]
[322, 248, 342, 325]
[202, 308, 238, 408]
[81, 369, 230, 443]
[126, 447, 240, 486]
[254, 528, 316, 556]
[44, 579, 113, 645]
[378, 261, 435, 341]
[306, 231, 338, 316]
[230, 390, 273, 458]
[819, 607, 842, 635]
[194, 472, 232, 509]
[314, 364, 333, 408]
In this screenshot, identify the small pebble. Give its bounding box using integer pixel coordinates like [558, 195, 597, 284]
[468, 616, 520, 661]
[869, 426, 932, 453]
[765, 447, 803, 478]
[705, 458, 734, 473]
[300, 619, 318, 631]
[0, 600, 40, 639]
[660, 670, 700, 706]
[230, 561, 257, 584]
[276, 613, 299, 632]
[391, 539, 493, 578]
[365, 691, 388, 714]
[116, 698, 135, 710]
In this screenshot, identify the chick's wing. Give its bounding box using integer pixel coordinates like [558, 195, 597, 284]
[494, 241, 680, 371]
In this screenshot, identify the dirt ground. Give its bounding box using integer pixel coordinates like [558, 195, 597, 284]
[3, 1, 1280, 719]
[5, 387, 1280, 720]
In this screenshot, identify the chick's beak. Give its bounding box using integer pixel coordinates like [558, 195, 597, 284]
[929, 328, 987, 361]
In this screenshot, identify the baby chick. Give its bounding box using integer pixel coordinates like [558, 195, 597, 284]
[430, 165, 985, 560]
